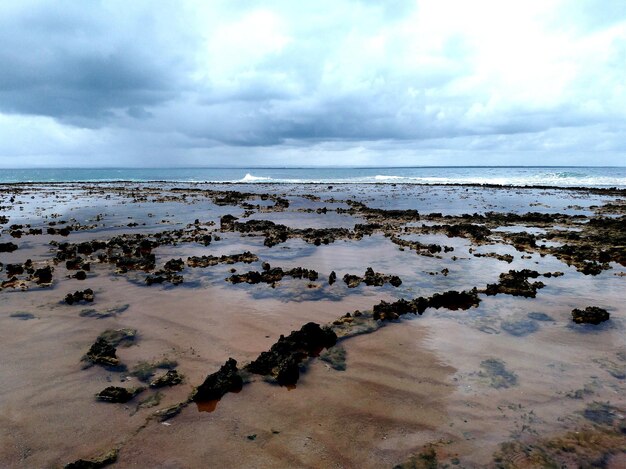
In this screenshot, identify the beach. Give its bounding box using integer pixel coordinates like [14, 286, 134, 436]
[0, 181, 625, 468]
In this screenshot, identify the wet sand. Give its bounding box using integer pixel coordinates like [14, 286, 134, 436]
[0, 182, 625, 468]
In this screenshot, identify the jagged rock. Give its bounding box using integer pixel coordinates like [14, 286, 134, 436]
[246, 323, 337, 386]
[65, 289, 94, 305]
[64, 448, 118, 469]
[328, 270, 337, 285]
[342, 268, 402, 288]
[96, 386, 144, 403]
[484, 270, 546, 298]
[572, 306, 610, 325]
[193, 358, 243, 402]
[164, 258, 185, 272]
[372, 290, 480, 321]
[150, 369, 184, 388]
[187, 251, 258, 267]
[83, 338, 120, 367]
[0, 242, 18, 252]
[227, 266, 318, 285]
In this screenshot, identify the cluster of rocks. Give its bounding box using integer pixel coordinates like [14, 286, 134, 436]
[227, 264, 318, 286]
[372, 289, 481, 321]
[145, 258, 185, 286]
[96, 386, 145, 403]
[571, 306, 610, 325]
[342, 267, 402, 288]
[389, 235, 454, 256]
[246, 322, 337, 386]
[1, 259, 53, 290]
[483, 270, 562, 298]
[187, 251, 258, 267]
[65, 289, 94, 304]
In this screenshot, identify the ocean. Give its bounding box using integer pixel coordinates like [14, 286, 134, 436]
[0, 166, 625, 187]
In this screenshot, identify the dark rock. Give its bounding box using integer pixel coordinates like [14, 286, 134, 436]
[372, 290, 480, 321]
[84, 338, 120, 368]
[164, 258, 184, 272]
[74, 270, 87, 280]
[193, 358, 243, 402]
[572, 306, 610, 325]
[342, 274, 362, 288]
[0, 242, 18, 253]
[6, 263, 24, 276]
[64, 449, 118, 469]
[246, 323, 337, 386]
[155, 402, 186, 422]
[65, 289, 94, 305]
[227, 266, 318, 286]
[484, 269, 546, 298]
[328, 270, 337, 285]
[150, 370, 184, 388]
[33, 266, 53, 284]
[428, 289, 480, 310]
[96, 386, 144, 403]
[187, 251, 258, 267]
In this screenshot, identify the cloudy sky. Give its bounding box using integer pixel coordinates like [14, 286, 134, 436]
[0, 0, 625, 167]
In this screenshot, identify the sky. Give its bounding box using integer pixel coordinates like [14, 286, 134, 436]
[0, 0, 625, 168]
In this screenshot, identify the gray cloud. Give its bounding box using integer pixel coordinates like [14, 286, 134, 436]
[0, 0, 625, 166]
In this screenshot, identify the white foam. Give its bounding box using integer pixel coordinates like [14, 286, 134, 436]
[373, 175, 404, 180]
[239, 173, 271, 182]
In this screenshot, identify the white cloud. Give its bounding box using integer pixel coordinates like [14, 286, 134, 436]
[0, 0, 624, 166]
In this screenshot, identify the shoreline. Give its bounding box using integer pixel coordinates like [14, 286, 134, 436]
[1, 182, 624, 468]
[1, 180, 626, 195]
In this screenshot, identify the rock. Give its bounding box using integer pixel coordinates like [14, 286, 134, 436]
[342, 268, 402, 288]
[572, 306, 610, 325]
[246, 323, 337, 386]
[74, 270, 87, 280]
[187, 251, 258, 267]
[427, 289, 480, 310]
[65, 289, 94, 305]
[328, 270, 337, 285]
[484, 270, 546, 298]
[227, 266, 318, 286]
[96, 386, 144, 403]
[97, 328, 137, 347]
[155, 402, 186, 422]
[6, 263, 24, 276]
[0, 242, 18, 253]
[372, 289, 480, 321]
[193, 358, 243, 402]
[150, 370, 184, 388]
[64, 448, 118, 469]
[342, 274, 362, 288]
[83, 337, 120, 368]
[33, 266, 53, 285]
[389, 276, 402, 287]
[164, 258, 185, 272]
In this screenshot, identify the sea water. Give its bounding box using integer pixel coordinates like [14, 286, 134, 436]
[0, 166, 625, 187]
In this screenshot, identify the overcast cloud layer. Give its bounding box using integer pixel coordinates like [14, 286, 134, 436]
[0, 0, 625, 167]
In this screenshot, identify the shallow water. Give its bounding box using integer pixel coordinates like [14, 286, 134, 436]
[0, 182, 624, 468]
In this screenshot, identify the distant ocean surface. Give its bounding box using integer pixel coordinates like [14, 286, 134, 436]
[0, 167, 625, 188]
